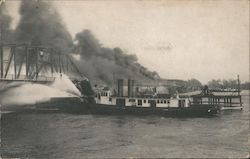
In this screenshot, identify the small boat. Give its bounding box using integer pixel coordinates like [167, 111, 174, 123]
[188, 88, 243, 111]
[179, 76, 243, 111]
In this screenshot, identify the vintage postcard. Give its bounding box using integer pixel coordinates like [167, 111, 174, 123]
[0, 0, 249, 158]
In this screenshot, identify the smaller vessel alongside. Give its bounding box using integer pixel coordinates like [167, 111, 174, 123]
[180, 75, 243, 111]
[193, 87, 243, 111]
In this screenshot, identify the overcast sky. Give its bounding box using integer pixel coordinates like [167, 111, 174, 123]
[5, 0, 249, 84]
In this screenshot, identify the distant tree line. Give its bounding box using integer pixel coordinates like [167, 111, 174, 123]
[207, 79, 249, 90]
[168, 78, 249, 95]
[240, 82, 250, 90]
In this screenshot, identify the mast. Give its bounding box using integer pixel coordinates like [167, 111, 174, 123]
[0, 44, 3, 78]
[0, 11, 3, 78]
[237, 74, 242, 107]
[237, 75, 240, 96]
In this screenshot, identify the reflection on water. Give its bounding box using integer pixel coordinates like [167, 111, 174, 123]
[0, 95, 249, 158]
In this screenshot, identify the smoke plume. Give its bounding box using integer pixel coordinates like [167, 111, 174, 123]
[74, 30, 160, 85]
[14, 0, 73, 53]
[0, 3, 14, 43]
[2, 0, 160, 86]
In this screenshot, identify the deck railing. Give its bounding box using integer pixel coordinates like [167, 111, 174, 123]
[190, 101, 242, 107]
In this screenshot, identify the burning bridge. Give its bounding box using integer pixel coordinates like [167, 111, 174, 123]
[0, 44, 83, 90]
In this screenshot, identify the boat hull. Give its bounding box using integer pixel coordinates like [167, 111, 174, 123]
[87, 104, 219, 117]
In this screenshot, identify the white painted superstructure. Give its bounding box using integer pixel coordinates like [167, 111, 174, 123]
[95, 89, 190, 108]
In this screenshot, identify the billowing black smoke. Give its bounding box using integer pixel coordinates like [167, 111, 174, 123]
[2, 0, 160, 85]
[14, 0, 73, 53]
[0, 3, 14, 43]
[73, 30, 160, 85]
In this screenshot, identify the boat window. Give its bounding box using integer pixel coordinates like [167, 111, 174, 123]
[109, 97, 112, 102]
[144, 99, 146, 103]
[178, 100, 185, 107]
[167, 100, 170, 104]
[161, 100, 163, 103]
[164, 100, 166, 104]
[129, 99, 136, 102]
[138, 100, 142, 106]
[157, 100, 159, 103]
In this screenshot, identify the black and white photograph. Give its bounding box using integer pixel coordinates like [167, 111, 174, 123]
[0, 0, 249, 158]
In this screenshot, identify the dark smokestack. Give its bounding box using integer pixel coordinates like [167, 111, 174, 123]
[117, 79, 124, 97]
[128, 79, 135, 97]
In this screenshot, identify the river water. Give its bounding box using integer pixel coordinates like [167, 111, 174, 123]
[0, 91, 249, 158]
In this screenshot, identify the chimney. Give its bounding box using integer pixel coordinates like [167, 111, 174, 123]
[128, 79, 135, 97]
[117, 79, 124, 97]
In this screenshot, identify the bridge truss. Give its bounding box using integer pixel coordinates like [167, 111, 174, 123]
[0, 44, 83, 83]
